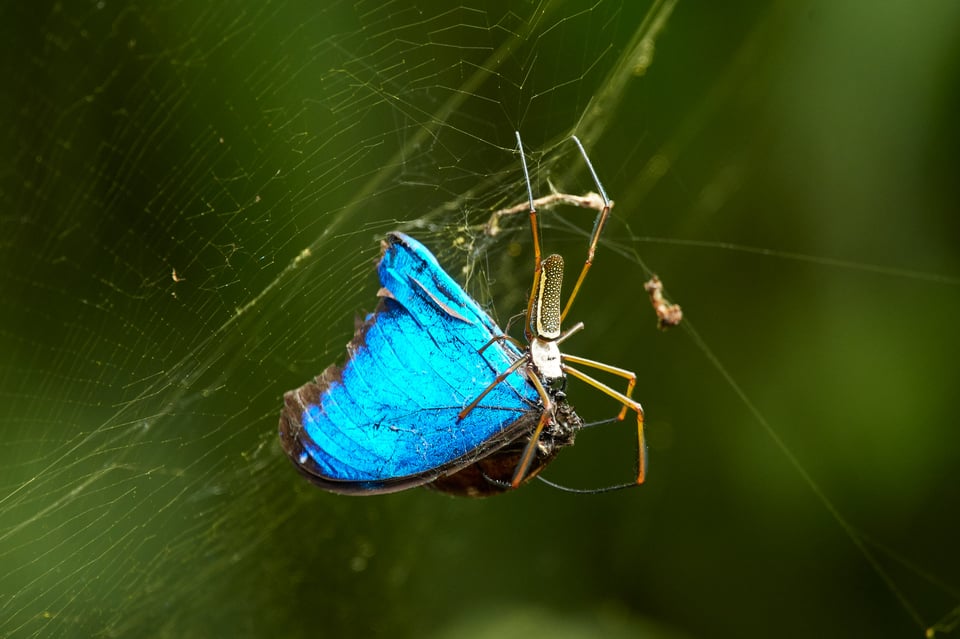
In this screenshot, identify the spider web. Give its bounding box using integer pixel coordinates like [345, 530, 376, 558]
[2, 1, 960, 637]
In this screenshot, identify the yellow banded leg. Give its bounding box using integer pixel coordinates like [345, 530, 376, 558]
[561, 353, 637, 420]
[510, 370, 554, 488]
[562, 363, 646, 485]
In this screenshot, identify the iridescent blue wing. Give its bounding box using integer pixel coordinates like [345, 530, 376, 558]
[279, 232, 540, 494]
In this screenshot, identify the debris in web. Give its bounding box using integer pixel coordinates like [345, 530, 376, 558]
[643, 275, 682, 330]
[485, 190, 612, 236]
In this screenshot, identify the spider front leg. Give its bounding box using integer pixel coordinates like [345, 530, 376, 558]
[561, 359, 647, 485]
[514, 131, 543, 343]
[512, 132, 615, 334]
[561, 136, 612, 323]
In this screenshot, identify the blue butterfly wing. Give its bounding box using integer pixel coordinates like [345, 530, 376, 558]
[279, 232, 540, 493]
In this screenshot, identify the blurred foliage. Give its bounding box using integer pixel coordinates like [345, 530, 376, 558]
[1, 1, 959, 638]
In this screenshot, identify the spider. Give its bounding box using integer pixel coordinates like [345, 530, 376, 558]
[457, 132, 646, 491]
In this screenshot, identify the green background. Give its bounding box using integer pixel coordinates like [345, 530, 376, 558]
[2, 1, 959, 637]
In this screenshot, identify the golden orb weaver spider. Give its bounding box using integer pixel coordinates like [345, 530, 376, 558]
[457, 132, 647, 492]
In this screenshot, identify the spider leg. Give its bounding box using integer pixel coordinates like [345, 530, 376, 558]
[561, 353, 636, 421]
[509, 369, 554, 488]
[561, 362, 646, 485]
[478, 333, 524, 354]
[515, 131, 542, 343]
[555, 321, 584, 345]
[561, 136, 611, 323]
[457, 354, 529, 421]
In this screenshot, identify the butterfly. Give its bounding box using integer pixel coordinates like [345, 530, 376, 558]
[280, 133, 646, 496]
